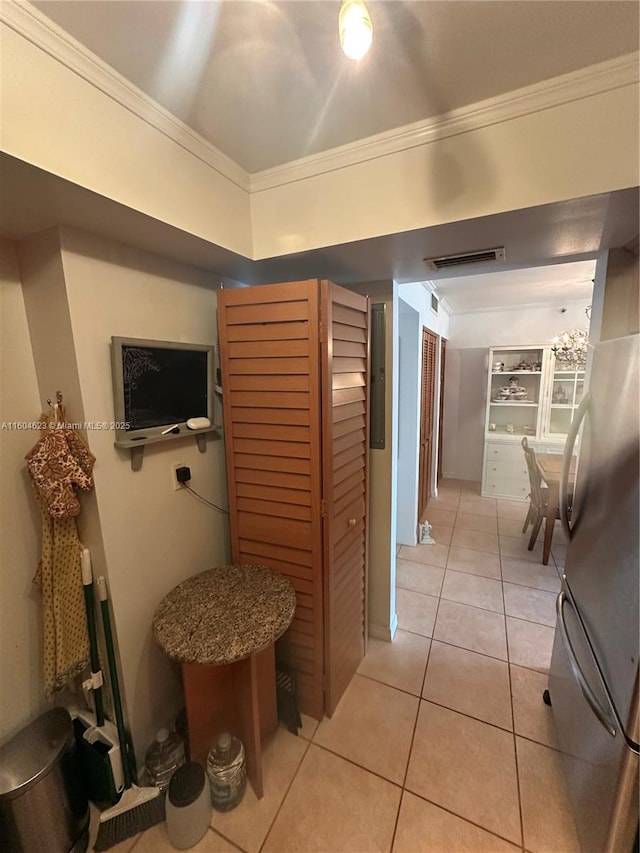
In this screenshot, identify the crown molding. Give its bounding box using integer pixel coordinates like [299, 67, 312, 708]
[251, 52, 639, 192]
[0, 0, 251, 193]
[2, 1, 637, 200]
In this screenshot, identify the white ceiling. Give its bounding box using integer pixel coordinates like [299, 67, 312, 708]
[433, 260, 596, 313]
[32, 0, 640, 172]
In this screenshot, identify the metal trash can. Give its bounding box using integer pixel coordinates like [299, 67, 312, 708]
[0, 707, 89, 853]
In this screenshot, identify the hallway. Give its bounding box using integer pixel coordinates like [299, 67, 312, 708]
[94, 479, 579, 853]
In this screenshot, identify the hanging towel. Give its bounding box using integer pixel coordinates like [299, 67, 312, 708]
[26, 425, 96, 695]
[34, 512, 90, 695]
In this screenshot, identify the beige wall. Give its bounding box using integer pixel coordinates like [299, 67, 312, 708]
[12, 227, 231, 763]
[0, 23, 252, 258]
[0, 239, 49, 744]
[2, 15, 637, 262]
[251, 86, 639, 257]
[600, 246, 639, 340]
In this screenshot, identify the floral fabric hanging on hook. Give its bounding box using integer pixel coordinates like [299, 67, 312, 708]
[26, 404, 96, 695]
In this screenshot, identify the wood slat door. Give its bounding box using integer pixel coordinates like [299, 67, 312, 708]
[418, 329, 438, 522]
[217, 279, 368, 721]
[320, 281, 369, 716]
[437, 338, 447, 483]
[217, 280, 326, 719]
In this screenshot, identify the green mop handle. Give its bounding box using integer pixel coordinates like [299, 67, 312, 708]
[81, 548, 105, 726]
[97, 576, 132, 790]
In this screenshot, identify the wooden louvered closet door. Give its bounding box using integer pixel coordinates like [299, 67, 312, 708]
[217, 280, 368, 721]
[320, 281, 369, 716]
[418, 329, 438, 522]
[437, 338, 447, 483]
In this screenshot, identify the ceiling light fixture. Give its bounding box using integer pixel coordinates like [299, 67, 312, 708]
[551, 329, 589, 369]
[339, 0, 373, 60]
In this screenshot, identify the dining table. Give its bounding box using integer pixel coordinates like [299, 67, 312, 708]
[536, 453, 577, 566]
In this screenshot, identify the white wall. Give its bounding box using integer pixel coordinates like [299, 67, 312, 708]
[395, 283, 451, 542]
[0, 239, 49, 744]
[443, 300, 590, 481]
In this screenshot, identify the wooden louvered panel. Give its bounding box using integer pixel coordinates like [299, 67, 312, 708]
[334, 470, 364, 502]
[334, 485, 364, 518]
[321, 281, 369, 717]
[333, 386, 366, 407]
[225, 321, 310, 342]
[333, 400, 366, 423]
[331, 323, 366, 343]
[233, 423, 311, 443]
[334, 415, 365, 439]
[232, 407, 310, 425]
[333, 339, 366, 358]
[228, 374, 310, 392]
[333, 443, 364, 471]
[234, 438, 310, 459]
[334, 428, 365, 456]
[229, 357, 310, 375]
[236, 482, 311, 506]
[227, 339, 310, 358]
[419, 329, 438, 520]
[332, 358, 367, 374]
[224, 300, 309, 326]
[333, 374, 366, 392]
[231, 390, 310, 408]
[235, 468, 311, 490]
[234, 454, 310, 475]
[237, 539, 313, 572]
[236, 497, 312, 522]
[334, 455, 365, 486]
[218, 281, 325, 721]
[237, 513, 312, 550]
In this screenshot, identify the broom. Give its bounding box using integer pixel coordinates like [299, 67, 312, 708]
[94, 575, 165, 851]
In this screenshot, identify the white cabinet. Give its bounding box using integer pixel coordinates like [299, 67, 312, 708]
[482, 345, 566, 500]
[541, 357, 585, 440]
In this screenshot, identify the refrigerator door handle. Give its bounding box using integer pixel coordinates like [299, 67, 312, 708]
[560, 391, 590, 541]
[556, 588, 618, 738]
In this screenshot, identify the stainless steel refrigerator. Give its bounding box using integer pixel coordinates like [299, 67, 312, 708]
[548, 332, 639, 853]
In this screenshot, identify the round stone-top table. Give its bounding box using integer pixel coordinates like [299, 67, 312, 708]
[153, 564, 296, 798]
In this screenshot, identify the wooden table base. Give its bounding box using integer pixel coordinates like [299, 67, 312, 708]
[181, 644, 278, 798]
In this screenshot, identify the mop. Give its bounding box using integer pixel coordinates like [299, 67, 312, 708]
[94, 575, 165, 850]
[71, 548, 123, 807]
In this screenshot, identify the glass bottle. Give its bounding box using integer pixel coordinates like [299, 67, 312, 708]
[206, 732, 247, 812]
[144, 727, 186, 790]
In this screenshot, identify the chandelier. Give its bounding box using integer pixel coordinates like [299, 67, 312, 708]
[551, 329, 589, 369]
[551, 303, 591, 369]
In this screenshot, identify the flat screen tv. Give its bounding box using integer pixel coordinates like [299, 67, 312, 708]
[111, 336, 214, 446]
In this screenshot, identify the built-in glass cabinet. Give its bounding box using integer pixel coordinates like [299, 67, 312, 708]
[482, 344, 585, 499]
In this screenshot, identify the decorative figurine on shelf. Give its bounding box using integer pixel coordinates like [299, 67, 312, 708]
[553, 385, 569, 404]
[497, 377, 528, 400]
[419, 521, 435, 545]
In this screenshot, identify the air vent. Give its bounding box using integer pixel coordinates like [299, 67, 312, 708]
[430, 293, 439, 314]
[423, 247, 506, 271]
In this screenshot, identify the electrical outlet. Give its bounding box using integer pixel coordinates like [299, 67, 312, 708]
[171, 462, 186, 491]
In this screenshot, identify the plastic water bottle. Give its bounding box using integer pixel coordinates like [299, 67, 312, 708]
[206, 732, 247, 812]
[144, 728, 186, 790]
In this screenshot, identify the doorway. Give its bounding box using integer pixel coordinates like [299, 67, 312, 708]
[418, 328, 438, 522]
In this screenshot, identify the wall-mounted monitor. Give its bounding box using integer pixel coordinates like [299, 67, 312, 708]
[111, 336, 215, 448]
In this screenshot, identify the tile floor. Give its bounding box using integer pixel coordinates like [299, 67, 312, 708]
[91, 480, 580, 853]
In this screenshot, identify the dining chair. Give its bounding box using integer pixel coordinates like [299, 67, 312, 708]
[521, 437, 556, 551]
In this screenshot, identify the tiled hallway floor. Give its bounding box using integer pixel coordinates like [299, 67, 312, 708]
[94, 480, 580, 853]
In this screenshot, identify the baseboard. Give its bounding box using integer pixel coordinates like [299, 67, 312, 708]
[442, 470, 476, 481]
[368, 613, 398, 642]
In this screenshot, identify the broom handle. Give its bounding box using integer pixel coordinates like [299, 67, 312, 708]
[81, 548, 105, 726]
[97, 576, 132, 790]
